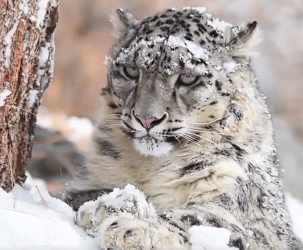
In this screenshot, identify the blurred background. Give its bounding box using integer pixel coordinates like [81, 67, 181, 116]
[33, 0, 303, 199]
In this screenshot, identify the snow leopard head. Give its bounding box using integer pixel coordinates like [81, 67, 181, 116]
[102, 7, 261, 157]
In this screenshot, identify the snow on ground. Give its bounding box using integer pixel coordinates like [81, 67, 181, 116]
[0, 175, 303, 250]
[0, 175, 98, 250]
[189, 226, 238, 250]
[287, 195, 303, 243]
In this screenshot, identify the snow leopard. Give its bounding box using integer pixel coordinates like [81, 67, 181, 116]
[66, 7, 301, 250]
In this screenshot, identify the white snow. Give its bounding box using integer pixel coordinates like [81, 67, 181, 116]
[207, 18, 232, 33]
[189, 226, 238, 250]
[183, 6, 207, 14]
[166, 35, 209, 60]
[0, 175, 98, 250]
[103, 55, 112, 65]
[36, 43, 52, 88]
[287, 194, 303, 242]
[37, 0, 48, 26]
[5, 23, 18, 68]
[186, 40, 209, 60]
[28, 90, 39, 107]
[39, 44, 51, 67]
[21, 0, 29, 15]
[223, 61, 238, 73]
[0, 88, 12, 107]
[98, 184, 156, 218]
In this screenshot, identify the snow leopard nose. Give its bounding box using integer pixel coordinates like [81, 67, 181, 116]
[135, 115, 158, 129]
[133, 111, 167, 130]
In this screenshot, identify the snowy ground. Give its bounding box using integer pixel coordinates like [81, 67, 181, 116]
[0, 175, 303, 250]
[0, 176, 97, 250]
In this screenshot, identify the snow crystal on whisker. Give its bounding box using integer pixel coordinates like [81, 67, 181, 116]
[0, 89, 12, 107]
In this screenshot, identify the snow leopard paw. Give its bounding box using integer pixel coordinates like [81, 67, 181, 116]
[76, 199, 100, 236]
[99, 214, 190, 250]
[76, 184, 157, 237]
[94, 184, 157, 221]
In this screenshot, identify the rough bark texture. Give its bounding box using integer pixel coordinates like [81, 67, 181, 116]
[0, 0, 59, 192]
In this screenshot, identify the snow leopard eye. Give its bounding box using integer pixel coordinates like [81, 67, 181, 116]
[177, 73, 200, 86]
[120, 66, 140, 80]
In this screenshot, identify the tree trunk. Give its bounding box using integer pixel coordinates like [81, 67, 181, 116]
[0, 0, 59, 192]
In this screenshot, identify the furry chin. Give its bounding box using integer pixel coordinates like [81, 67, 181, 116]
[133, 138, 173, 158]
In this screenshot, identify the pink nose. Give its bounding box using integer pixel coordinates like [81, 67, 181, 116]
[135, 116, 157, 129]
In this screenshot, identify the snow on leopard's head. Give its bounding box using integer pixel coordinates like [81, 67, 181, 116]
[102, 7, 261, 157]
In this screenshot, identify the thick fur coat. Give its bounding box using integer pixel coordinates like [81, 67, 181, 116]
[68, 7, 301, 250]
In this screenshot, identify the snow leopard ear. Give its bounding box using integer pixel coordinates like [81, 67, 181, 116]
[225, 21, 261, 60]
[110, 9, 139, 38]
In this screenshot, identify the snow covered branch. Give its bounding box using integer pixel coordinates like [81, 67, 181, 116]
[0, 0, 59, 192]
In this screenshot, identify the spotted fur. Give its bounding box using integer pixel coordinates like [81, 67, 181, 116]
[70, 7, 301, 249]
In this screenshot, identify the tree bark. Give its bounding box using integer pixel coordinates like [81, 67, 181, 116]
[0, 0, 59, 192]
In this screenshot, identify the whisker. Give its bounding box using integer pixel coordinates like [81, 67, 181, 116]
[186, 127, 229, 136]
[101, 124, 122, 127]
[174, 135, 182, 147]
[186, 115, 226, 126]
[162, 132, 207, 148]
[185, 132, 217, 145]
[101, 122, 121, 124]
[182, 134, 204, 148]
[162, 134, 183, 147]
[100, 120, 121, 123]
[101, 117, 120, 120]
[100, 122, 121, 125]
[179, 133, 199, 144]
[103, 113, 121, 116]
[101, 119, 120, 122]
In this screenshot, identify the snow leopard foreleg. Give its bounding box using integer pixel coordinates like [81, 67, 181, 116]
[76, 185, 190, 249]
[160, 204, 248, 250]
